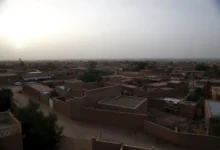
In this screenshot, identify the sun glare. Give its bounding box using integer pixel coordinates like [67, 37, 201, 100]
[15, 43, 22, 50]
[0, 1, 64, 49]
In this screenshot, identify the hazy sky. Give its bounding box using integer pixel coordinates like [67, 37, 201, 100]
[0, 0, 220, 60]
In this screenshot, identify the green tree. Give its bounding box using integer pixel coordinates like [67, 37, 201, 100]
[133, 61, 148, 71]
[195, 63, 210, 71]
[0, 88, 13, 112]
[209, 118, 220, 136]
[79, 69, 102, 83]
[185, 88, 205, 119]
[15, 101, 63, 150]
[79, 61, 102, 83]
[204, 65, 220, 78]
[87, 61, 97, 69]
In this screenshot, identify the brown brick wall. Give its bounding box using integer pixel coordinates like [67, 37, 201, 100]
[103, 76, 122, 84]
[123, 145, 150, 150]
[72, 89, 85, 97]
[0, 75, 20, 86]
[64, 80, 83, 90]
[178, 101, 197, 119]
[148, 98, 167, 109]
[83, 82, 100, 90]
[82, 107, 147, 130]
[53, 98, 71, 118]
[176, 132, 220, 150]
[22, 84, 40, 99]
[144, 121, 220, 150]
[0, 133, 23, 150]
[92, 140, 121, 150]
[144, 121, 177, 143]
[92, 139, 150, 150]
[70, 97, 85, 119]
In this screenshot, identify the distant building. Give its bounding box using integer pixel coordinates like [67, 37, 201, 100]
[23, 76, 54, 82]
[0, 73, 20, 86]
[146, 82, 167, 89]
[204, 100, 220, 135]
[198, 79, 220, 86]
[102, 75, 122, 84]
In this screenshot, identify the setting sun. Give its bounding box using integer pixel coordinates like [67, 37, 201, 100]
[0, 1, 64, 49]
[15, 43, 22, 50]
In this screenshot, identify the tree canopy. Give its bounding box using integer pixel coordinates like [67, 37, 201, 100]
[185, 88, 205, 119]
[87, 61, 98, 69]
[209, 118, 220, 136]
[195, 63, 210, 71]
[79, 69, 102, 83]
[79, 61, 102, 83]
[15, 101, 63, 150]
[204, 65, 220, 78]
[0, 88, 13, 112]
[132, 61, 148, 71]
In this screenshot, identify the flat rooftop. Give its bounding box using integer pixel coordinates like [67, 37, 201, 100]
[23, 76, 53, 81]
[57, 85, 65, 90]
[200, 79, 220, 84]
[99, 95, 145, 108]
[207, 100, 220, 118]
[0, 73, 17, 77]
[168, 80, 182, 84]
[65, 79, 82, 83]
[161, 87, 174, 91]
[26, 83, 53, 93]
[148, 82, 167, 87]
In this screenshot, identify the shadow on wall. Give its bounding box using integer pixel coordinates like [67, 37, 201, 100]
[92, 138, 151, 150]
[59, 136, 92, 150]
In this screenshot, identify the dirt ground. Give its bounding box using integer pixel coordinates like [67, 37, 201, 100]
[149, 108, 190, 132]
[11, 86, 187, 150]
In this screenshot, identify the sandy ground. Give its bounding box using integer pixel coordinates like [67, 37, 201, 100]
[11, 86, 187, 150]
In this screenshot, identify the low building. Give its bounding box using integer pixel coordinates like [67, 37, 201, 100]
[198, 79, 220, 86]
[0, 73, 20, 86]
[167, 80, 183, 88]
[55, 85, 66, 97]
[23, 82, 53, 104]
[146, 82, 167, 89]
[149, 97, 197, 119]
[23, 76, 54, 82]
[102, 75, 122, 84]
[120, 72, 144, 77]
[211, 86, 220, 100]
[0, 111, 23, 150]
[204, 100, 220, 135]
